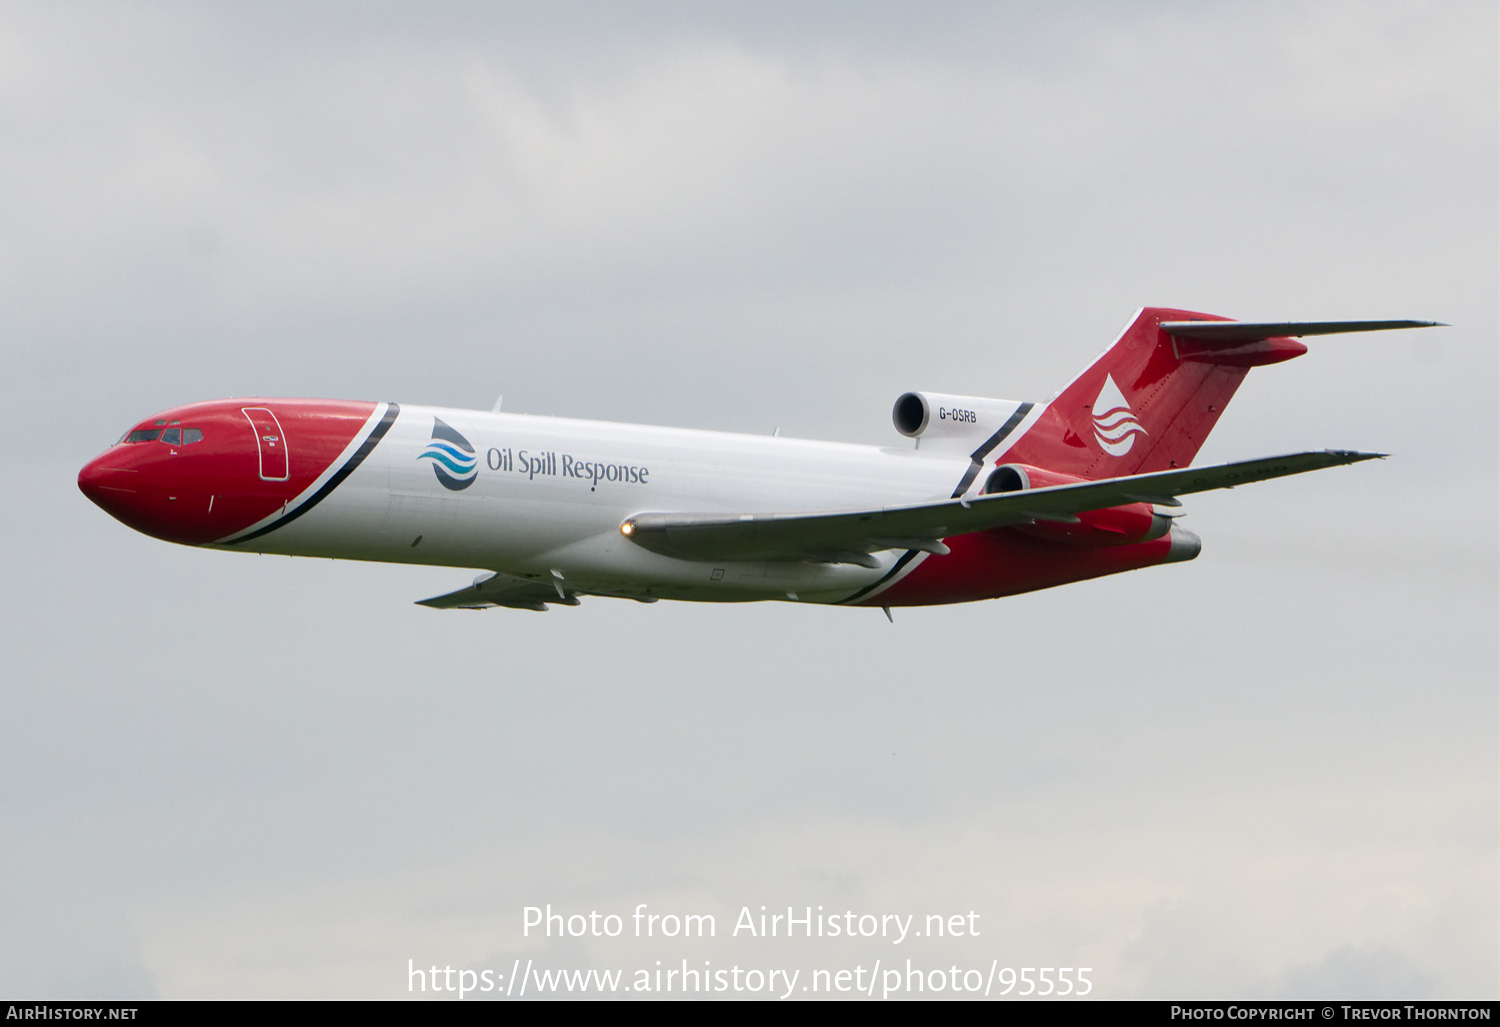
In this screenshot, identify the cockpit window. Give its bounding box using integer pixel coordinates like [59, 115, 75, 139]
[127, 429, 163, 443]
[162, 428, 182, 445]
[183, 428, 204, 444]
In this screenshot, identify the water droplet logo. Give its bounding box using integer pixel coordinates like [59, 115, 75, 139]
[418, 417, 478, 490]
[1092, 373, 1148, 456]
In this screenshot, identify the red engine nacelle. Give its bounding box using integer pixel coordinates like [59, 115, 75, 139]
[982, 463, 1172, 547]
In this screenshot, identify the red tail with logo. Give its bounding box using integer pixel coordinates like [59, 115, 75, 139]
[1003, 307, 1305, 477]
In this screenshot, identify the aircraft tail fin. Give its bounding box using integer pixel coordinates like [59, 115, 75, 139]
[1002, 308, 1439, 477]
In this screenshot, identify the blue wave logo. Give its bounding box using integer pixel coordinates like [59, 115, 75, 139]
[418, 417, 478, 491]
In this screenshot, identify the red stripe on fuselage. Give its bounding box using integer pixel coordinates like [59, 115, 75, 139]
[862, 529, 1174, 607]
[78, 399, 378, 545]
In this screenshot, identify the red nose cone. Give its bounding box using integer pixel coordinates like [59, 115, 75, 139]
[81, 399, 384, 547]
[78, 448, 144, 525]
[77, 429, 220, 544]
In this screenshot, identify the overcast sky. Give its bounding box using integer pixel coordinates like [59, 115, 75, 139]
[1, 0, 1495, 1000]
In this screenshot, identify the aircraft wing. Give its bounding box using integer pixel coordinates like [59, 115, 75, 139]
[621, 450, 1382, 564]
[416, 571, 578, 611]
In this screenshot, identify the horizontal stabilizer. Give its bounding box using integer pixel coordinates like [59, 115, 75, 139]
[1161, 320, 1443, 344]
[621, 450, 1383, 565]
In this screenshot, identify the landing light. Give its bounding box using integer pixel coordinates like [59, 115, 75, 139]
[620, 522, 634, 536]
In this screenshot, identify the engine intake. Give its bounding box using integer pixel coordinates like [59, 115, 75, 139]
[984, 464, 1029, 493]
[892, 391, 1029, 452]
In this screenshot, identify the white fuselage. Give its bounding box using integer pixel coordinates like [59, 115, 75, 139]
[224, 404, 998, 604]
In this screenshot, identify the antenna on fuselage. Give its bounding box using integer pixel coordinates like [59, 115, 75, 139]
[491, 395, 504, 413]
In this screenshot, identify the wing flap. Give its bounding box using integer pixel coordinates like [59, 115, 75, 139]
[621, 450, 1382, 563]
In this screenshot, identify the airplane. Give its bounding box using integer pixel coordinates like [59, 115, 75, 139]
[77, 308, 1440, 615]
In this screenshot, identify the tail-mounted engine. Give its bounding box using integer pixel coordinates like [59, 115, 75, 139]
[984, 462, 1173, 546]
[892, 392, 1029, 453]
